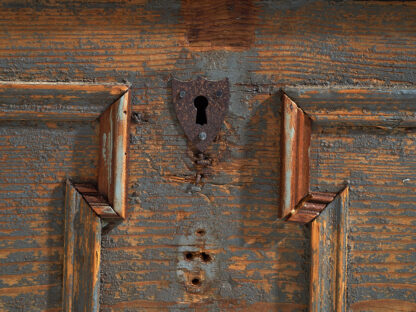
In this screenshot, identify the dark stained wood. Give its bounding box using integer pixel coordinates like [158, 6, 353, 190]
[310, 187, 349, 312]
[63, 180, 101, 312]
[98, 91, 130, 219]
[0, 82, 129, 121]
[182, 0, 258, 49]
[280, 93, 311, 218]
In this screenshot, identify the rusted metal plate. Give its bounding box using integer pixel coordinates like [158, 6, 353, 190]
[172, 77, 230, 152]
[63, 180, 101, 312]
[98, 91, 130, 219]
[280, 93, 312, 219]
[310, 187, 349, 312]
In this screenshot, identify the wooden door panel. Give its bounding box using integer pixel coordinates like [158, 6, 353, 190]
[0, 1, 415, 311]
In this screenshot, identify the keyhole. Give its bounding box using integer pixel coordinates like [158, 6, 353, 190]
[194, 96, 208, 125]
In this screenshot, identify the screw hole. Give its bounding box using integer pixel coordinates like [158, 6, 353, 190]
[191, 278, 200, 286]
[200, 252, 212, 262]
[196, 229, 206, 236]
[185, 252, 194, 260]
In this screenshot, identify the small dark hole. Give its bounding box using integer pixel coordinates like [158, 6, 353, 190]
[196, 229, 206, 236]
[191, 278, 200, 286]
[194, 96, 208, 125]
[185, 252, 194, 260]
[200, 252, 212, 262]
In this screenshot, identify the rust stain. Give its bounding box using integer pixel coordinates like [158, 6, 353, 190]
[172, 76, 230, 153]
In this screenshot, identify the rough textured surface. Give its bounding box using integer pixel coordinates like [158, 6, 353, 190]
[0, 83, 128, 121]
[0, 0, 415, 311]
[310, 126, 416, 311]
[280, 93, 311, 219]
[98, 92, 130, 219]
[63, 181, 101, 312]
[310, 188, 348, 312]
[0, 120, 99, 311]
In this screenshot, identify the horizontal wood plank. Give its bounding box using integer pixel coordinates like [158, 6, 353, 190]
[0, 82, 129, 121]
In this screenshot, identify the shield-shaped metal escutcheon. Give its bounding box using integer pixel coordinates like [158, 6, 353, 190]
[172, 77, 230, 152]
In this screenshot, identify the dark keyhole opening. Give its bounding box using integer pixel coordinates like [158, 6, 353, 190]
[194, 96, 208, 125]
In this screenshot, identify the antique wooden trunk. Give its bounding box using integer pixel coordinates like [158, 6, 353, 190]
[0, 1, 415, 311]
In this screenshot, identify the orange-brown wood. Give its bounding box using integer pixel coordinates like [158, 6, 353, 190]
[280, 93, 311, 218]
[0, 1, 415, 310]
[98, 90, 130, 219]
[63, 180, 101, 312]
[284, 87, 416, 128]
[288, 191, 337, 223]
[0, 82, 129, 121]
[310, 187, 349, 312]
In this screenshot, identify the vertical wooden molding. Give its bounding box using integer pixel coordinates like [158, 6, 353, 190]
[280, 93, 311, 218]
[98, 91, 130, 219]
[310, 187, 349, 312]
[63, 180, 101, 312]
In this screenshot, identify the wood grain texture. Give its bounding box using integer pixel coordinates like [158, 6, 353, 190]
[310, 126, 416, 311]
[310, 187, 348, 312]
[288, 191, 337, 224]
[0, 82, 128, 121]
[63, 180, 101, 312]
[280, 93, 311, 219]
[74, 184, 118, 219]
[98, 91, 130, 219]
[0, 120, 99, 311]
[0, 0, 415, 310]
[284, 87, 416, 127]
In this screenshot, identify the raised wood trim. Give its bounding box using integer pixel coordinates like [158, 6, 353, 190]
[280, 87, 416, 222]
[280, 93, 311, 219]
[98, 92, 130, 219]
[284, 87, 416, 127]
[0, 82, 131, 311]
[0, 81, 131, 220]
[310, 187, 349, 312]
[288, 191, 337, 223]
[0, 81, 129, 120]
[63, 180, 101, 312]
[280, 87, 416, 310]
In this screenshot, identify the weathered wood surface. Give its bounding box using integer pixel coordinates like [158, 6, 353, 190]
[0, 120, 99, 311]
[288, 191, 337, 224]
[284, 87, 416, 127]
[63, 180, 101, 312]
[0, 82, 128, 121]
[280, 93, 311, 219]
[98, 92, 130, 219]
[74, 183, 118, 219]
[310, 187, 348, 312]
[0, 0, 415, 311]
[310, 126, 416, 311]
